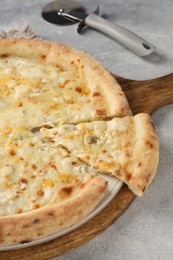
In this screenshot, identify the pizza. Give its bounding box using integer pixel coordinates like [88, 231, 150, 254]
[0, 38, 159, 246]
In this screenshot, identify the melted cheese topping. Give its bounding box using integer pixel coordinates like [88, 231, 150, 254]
[0, 55, 98, 129]
[0, 54, 101, 216]
[41, 117, 135, 176]
[0, 127, 95, 216]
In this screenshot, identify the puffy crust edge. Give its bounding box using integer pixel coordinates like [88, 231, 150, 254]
[126, 113, 159, 196]
[0, 175, 108, 246]
[0, 38, 130, 118]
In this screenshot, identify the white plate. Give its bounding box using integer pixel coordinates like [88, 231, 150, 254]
[0, 175, 123, 251]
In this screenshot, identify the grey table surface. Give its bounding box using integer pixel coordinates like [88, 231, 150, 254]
[1, 0, 173, 259]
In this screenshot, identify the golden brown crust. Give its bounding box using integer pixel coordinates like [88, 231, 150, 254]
[126, 113, 159, 196]
[0, 38, 130, 118]
[0, 176, 108, 246]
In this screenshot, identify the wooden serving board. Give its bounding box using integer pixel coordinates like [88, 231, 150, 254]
[1, 73, 173, 260]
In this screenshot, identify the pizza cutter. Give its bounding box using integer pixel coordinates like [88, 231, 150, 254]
[42, 0, 155, 57]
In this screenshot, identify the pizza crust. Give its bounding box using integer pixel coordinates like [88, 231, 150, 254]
[126, 113, 159, 196]
[0, 175, 107, 246]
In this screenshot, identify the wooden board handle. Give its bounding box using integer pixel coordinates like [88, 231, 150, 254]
[115, 73, 173, 115]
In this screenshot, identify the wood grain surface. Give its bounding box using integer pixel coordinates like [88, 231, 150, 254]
[1, 73, 173, 260]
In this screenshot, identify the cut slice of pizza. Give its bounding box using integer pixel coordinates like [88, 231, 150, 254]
[0, 38, 130, 129]
[41, 113, 159, 196]
[0, 126, 108, 245]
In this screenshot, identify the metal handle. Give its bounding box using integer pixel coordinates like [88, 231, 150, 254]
[85, 13, 155, 56]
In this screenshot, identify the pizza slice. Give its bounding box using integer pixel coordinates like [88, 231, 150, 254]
[0, 38, 130, 129]
[0, 126, 107, 245]
[41, 113, 159, 196]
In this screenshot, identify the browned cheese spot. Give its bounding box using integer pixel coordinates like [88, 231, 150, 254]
[32, 164, 37, 170]
[19, 178, 28, 184]
[50, 164, 57, 170]
[75, 87, 82, 93]
[124, 141, 132, 148]
[10, 149, 16, 156]
[40, 54, 46, 61]
[60, 79, 70, 88]
[37, 189, 44, 197]
[93, 92, 101, 97]
[19, 178, 28, 190]
[71, 161, 77, 165]
[67, 100, 74, 104]
[18, 102, 23, 107]
[34, 203, 40, 209]
[88, 136, 98, 144]
[56, 64, 65, 72]
[85, 155, 90, 160]
[126, 152, 131, 157]
[16, 209, 23, 214]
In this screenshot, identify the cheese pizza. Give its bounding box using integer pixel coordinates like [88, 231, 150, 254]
[0, 38, 159, 246]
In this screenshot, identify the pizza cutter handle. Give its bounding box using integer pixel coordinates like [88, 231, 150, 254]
[85, 13, 155, 57]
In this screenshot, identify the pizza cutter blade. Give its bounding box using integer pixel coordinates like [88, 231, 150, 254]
[42, 0, 155, 56]
[42, 0, 85, 25]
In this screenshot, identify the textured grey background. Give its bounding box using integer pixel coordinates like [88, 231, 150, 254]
[1, 0, 173, 259]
